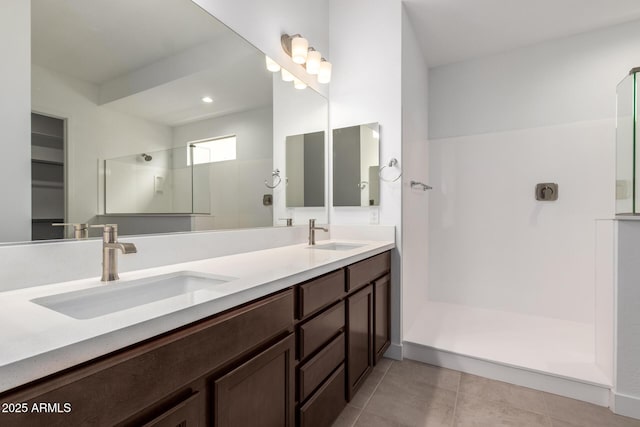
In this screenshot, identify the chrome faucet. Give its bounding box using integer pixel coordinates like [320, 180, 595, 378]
[91, 224, 137, 282]
[308, 219, 328, 246]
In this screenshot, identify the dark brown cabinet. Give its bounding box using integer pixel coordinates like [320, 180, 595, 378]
[346, 284, 374, 400]
[141, 393, 201, 427]
[299, 364, 346, 427]
[213, 333, 295, 427]
[0, 250, 392, 427]
[344, 251, 391, 400]
[298, 301, 345, 360]
[0, 289, 294, 427]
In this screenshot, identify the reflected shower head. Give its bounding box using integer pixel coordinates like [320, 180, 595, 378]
[141, 153, 152, 161]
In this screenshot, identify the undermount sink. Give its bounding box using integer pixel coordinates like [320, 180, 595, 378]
[31, 271, 237, 320]
[307, 242, 365, 251]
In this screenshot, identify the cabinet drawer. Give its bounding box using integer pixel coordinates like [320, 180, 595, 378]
[298, 269, 345, 319]
[299, 364, 346, 427]
[299, 301, 345, 360]
[0, 289, 294, 427]
[141, 392, 200, 427]
[298, 332, 345, 402]
[346, 251, 390, 292]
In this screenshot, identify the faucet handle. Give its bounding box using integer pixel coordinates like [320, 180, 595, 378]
[90, 224, 118, 231]
[279, 218, 293, 226]
[52, 222, 88, 227]
[52, 223, 89, 239]
[91, 224, 119, 243]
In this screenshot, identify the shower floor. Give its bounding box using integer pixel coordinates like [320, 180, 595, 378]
[404, 301, 611, 386]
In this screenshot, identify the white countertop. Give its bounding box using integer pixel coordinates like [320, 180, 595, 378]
[0, 239, 394, 393]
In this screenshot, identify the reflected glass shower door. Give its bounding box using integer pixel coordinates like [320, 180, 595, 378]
[616, 69, 639, 214]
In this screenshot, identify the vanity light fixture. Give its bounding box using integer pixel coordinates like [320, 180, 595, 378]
[290, 35, 308, 64]
[201, 96, 213, 103]
[265, 56, 281, 72]
[294, 78, 307, 90]
[281, 68, 295, 82]
[306, 49, 321, 75]
[317, 59, 332, 84]
[281, 33, 332, 84]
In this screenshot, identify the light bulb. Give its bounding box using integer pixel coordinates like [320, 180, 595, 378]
[317, 60, 332, 84]
[291, 36, 308, 64]
[294, 78, 307, 90]
[265, 56, 281, 72]
[306, 50, 321, 75]
[281, 68, 294, 82]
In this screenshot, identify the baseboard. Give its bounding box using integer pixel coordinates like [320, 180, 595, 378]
[403, 341, 611, 407]
[383, 342, 403, 360]
[611, 391, 640, 419]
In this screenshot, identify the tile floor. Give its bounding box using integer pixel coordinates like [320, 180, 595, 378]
[332, 358, 640, 427]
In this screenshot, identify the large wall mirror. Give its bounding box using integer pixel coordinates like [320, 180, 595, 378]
[333, 123, 380, 207]
[16, 0, 328, 243]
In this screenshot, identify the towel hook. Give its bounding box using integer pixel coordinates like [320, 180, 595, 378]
[379, 158, 402, 182]
[264, 169, 282, 189]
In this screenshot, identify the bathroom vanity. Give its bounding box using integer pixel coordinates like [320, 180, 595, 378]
[0, 244, 391, 427]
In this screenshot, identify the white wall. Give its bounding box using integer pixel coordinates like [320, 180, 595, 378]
[429, 121, 613, 322]
[401, 6, 430, 336]
[426, 21, 640, 323]
[192, 0, 329, 97]
[0, 1, 31, 242]
[32, 65, 173, 225]
[329, 0, 403, 353]
[429, 19, 640, 139]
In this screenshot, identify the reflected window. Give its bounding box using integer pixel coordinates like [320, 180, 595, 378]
[188, 135, 237, 165]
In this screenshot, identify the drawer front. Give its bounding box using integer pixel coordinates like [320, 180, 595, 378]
[299, 364, 346, 427]
[346, 251, 391, 292]
[298, 332, 345, 402]
[298, 269, 345, 319]
[299, 301, 345, 360]
[0, 289, 294, 427]
[141, 392, 200, 427]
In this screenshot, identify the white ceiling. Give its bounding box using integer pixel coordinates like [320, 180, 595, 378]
[31, 0, 272, 126]
[404, 0, 640, 67]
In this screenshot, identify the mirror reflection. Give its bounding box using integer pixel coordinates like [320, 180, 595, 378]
[332, 123, 380, 207]
[285, 132, 325, 208]
[21, 0, 329, 243]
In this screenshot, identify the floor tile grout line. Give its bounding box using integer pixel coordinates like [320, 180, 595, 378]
[541, 392, 554, 427]
[450, 372, 462, 427]
[350, 360, 394, 426]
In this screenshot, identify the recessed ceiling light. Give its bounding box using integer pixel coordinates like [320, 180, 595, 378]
[202, 96, 213, 103]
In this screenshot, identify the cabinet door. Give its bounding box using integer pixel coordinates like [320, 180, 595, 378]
[374, 274, 391, 363]
[346, 284, 373, 400]
[213, 333, 295, 427]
